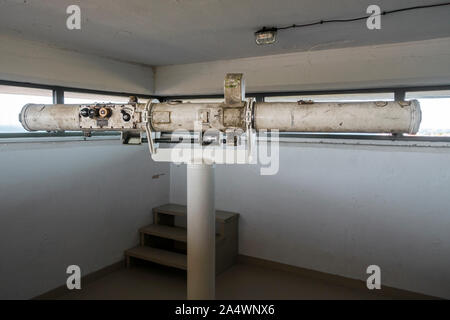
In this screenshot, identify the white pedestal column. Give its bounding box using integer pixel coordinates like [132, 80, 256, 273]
[187, 164, 215, 300]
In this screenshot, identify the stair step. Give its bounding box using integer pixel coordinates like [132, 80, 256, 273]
[140, 224, 225, 243]
[125, 246, 187, 270]
[140, 224, 187, 242]
[153, 203, 239, 223]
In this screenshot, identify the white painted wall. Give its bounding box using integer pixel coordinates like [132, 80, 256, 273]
[0, 34, 154, 95]
[4, 34, 450, 97]
[170, 142, 450, 299]
[155, 37, 450, 96]
[0, 140, 169, 299]
[2, 28, 450, 300]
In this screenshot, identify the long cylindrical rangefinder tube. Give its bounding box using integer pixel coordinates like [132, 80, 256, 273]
[19, 99, 421, 134]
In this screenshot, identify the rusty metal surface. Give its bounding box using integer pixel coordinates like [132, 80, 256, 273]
[19, 74, 422, 135]
[20, 104, 80, 131]
[254, 100, 421, 134]
[224, 73, 244, 105]
[20, 103, 146, 132]
[150, 102, 246, 132]
[20, 100, 422, 134]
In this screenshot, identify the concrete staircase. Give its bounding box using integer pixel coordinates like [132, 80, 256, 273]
[125, 203, 239, 274]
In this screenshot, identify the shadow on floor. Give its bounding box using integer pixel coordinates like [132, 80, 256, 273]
[57, 260, 401, 300]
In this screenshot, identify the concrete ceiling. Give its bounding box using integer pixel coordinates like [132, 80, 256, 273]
[1, 0, 450, 66]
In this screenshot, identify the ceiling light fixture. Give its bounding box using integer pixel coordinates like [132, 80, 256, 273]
[254, 27, 277, 45]
[254, 2, 450, 46]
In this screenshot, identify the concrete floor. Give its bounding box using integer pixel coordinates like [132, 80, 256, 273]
[57, 261, 401, 300]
